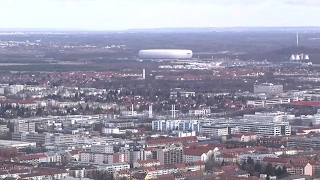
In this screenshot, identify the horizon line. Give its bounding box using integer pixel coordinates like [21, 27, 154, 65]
[0, 26, 320, 32]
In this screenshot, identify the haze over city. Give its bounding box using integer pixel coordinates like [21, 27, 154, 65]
[1, 0, 320, 30]
[1, 0, 320, 180]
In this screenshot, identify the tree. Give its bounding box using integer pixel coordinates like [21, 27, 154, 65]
[240, 161, 247, 170]
[282, 165, 288, 176]
[309, 122, 314, 127]
[221, 160, 225, 166]
[247, 157, 254, 166]
[265, 163, 275, 176]
[85, 104, 90, 111]
[236, 161, 241, 168]
[274, 166, 283, 176]
[254, 163, 262, 172]
[36, 108, 43, 116]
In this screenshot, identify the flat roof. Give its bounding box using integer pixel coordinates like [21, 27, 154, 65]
[0, 140, 36, 147]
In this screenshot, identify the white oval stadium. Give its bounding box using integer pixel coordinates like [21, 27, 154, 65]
[139, 49, 193, 59]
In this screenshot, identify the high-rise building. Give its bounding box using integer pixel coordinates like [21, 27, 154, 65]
[152, 145, 183, 165]
[152, 120, 201, 132]
[253, 83, 283, 95]
[14, 122, 35, 133]
[126, 149, 148, 165]
[218, 120, 291, 137]
[91, 144, 114, 154]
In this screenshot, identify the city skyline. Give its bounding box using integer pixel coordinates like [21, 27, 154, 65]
[0, 0, 319, 30]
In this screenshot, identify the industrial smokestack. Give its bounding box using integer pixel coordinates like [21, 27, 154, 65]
[149, 104, 153, 118]
[131, 104, 134, 116]
[297, 32, 299, 47]
[173, 105, 176, 119]
[305, 55, 310, 60]
[171, 104, 177, 119]
[142, 69, 146, 79]
[290, 54, 296, 61]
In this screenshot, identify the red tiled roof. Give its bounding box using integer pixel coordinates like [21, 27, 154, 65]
[219, 147, 255, 154]
[174, 163, 187, 169]
[298, 126, 320, 131]
[220, 154, 237, 158]
[182, 170, 203, 177]
[189, 161, 205, 166]
[68, 150, 82, 156]
[146, 136, 197, 145]
[157, 173, 175, 180]
[221, 165, 240, 172]
[117, 170, 129, 175]
[253, 146, 267, 151]
[217, 176, 259, 180]
[183, 148, 209, 156]
[292, 101, 320, 106]
[262, 157, 287, 163]
[16, 154, 47, 161]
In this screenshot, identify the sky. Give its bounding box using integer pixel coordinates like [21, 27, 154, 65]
[0, 0, 319, 30]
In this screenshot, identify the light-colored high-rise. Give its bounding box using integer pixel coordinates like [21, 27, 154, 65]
[152, 145, 183, 165]
[253, 83, 283, 95]
[14, 122, 35, 132]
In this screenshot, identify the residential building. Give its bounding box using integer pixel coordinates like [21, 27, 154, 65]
[287, 137, 320, 150]
[102, 127, 120, 134]
[152, 145, 184, 165]
[79, 152, 127, 164]
[15, 153, 48, 165]
[133, 159, 161, 168]
[91, 144, 114, 153]
[125, 148, 148, 164]
[0, 125, 9, 133]
[183, 148, 212, 163]
[97, 162, 130, 174]
[145, 136, 198, 147]
[231, 132, 257, 142]
[239, 154, 278, 164]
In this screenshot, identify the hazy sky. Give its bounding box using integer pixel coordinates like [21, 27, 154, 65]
[0, 0, 319, 30]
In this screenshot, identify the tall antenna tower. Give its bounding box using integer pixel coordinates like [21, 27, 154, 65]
[296, 32, 299, 46]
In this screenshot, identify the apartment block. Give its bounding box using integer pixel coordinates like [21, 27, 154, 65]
[91, 144, 114, 153]
[287, 137, 320, 150]
[79, 152, 127, 164]
[152, 145, 184, 165]
[125, 148, 148, 164]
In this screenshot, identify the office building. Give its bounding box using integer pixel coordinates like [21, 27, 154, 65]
[201, 125, 238, 136]
[14, 122, 35, 132]
[218, 120, 291, 137]
[91, 144, 114, 154]
[253, 83, 283, 95]
[152, 120, 201, 132]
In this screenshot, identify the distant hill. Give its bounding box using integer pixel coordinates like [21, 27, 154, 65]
[239, 46, 320, 62]
[125, 27, 320, 33]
